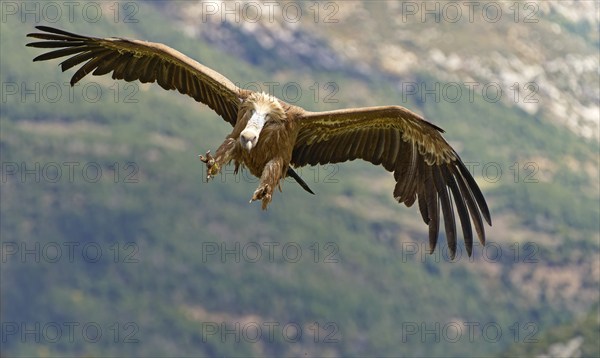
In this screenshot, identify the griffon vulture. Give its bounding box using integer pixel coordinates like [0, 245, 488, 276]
[27, 26, 491, 257]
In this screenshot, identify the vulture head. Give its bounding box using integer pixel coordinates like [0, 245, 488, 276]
[239, 92, 286, 151]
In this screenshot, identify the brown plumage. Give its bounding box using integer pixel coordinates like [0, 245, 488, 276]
[27, 26, 491, 258]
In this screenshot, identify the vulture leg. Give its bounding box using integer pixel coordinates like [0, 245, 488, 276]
[251, 158, 285, 210]
[199, 138, 236, 179]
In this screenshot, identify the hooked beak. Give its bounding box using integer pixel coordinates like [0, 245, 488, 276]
[240, 112, 265, 151]
[240, 130, 258, 151]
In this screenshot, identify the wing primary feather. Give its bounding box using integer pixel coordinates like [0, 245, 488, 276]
[71, 51, 112, 85]
[26, 33, 82, 41]
[27, 41, 86, 48]
[428, 192, 440, 255]
[423, 166, 440, 254]
[451, 165, 486, 246]
[60, 50, 98, 72]
[456, 158, 491, 225]
[442, 165, 473, 256]
[33, 26, 88, 38]
[433, 166, 456, 259]
[32, 47, 88, 62]
[417, 187, 430, 223]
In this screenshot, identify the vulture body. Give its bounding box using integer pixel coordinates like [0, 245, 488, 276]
[27, 26, 491, 258]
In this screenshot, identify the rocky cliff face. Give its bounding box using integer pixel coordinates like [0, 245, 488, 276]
[165, 0, 598, 138]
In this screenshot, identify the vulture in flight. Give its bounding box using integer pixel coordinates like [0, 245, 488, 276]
[27, 26, 491, 258]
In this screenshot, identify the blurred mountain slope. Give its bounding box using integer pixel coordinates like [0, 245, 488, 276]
[1, 1, 598, 357]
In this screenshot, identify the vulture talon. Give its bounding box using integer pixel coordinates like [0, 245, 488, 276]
[199, 150, 218, 179]
[198, 150, 213, 164]
[250, 184, 272, 209]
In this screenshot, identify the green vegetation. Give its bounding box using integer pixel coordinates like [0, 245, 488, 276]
[500, 304, 600, 357]
[1, 2, 598, 357]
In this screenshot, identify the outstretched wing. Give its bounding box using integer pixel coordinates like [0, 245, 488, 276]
[291, 106, 491, 257]
[26, 26, 314, 194]
[26, 26, 244, 125]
